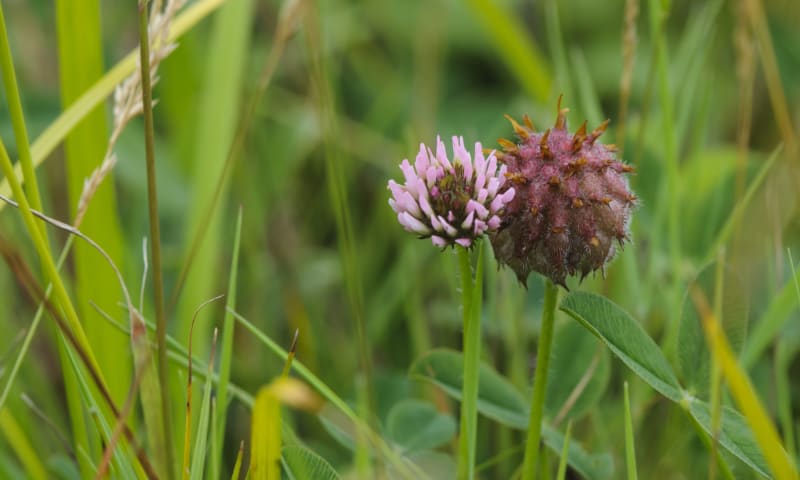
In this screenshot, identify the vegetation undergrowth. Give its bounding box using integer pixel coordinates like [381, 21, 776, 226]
[0, 0, 798, 479]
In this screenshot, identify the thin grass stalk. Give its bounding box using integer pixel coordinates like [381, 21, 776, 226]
[623, 382, 638, 480]
[189, 329, 219, 480]
[456, 245, 481, 480]
[744, 0, 798, 161]
[708, 252, 727, 480]
[617, 0, 639, 154]
[212, 206, 243, 479]
[137, 1, 174, 478]
[646, 0, 682, 357]
[733, 0, 755, 200]
[555, 421, 571, 480]
[304, 0, 376, 442]
[521, 278, 558, 480]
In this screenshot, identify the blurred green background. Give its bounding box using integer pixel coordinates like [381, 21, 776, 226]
[1, 0, 799, 478]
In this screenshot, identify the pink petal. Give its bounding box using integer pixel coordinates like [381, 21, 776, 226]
[456, 238, 472, 248]
[452, 136, 472, 180]
[418, 192, 435, 218]
[461, 210, 475, 229]
[488, 215, 501, 229]
[387, 180, 404, 199]
[397, 191, 421, 217]
[435, 136, 452, 171]
[430, 214, 443, 232]
[474, 145, 486, 178]
[475, 172, 486, 192]
[474, 219, 487, 235]
[490, 187, 515, 213]
[437, 216, 458, 236]
[487, 177, 500, 198]
[399, 212, 430, 234]
[466, 199, 489, 219]
[400, 159, 419, 187]
[476, 188, 488, 203]
[414, 144, 430, 173]
[431, 235, 447, 247]
[425, 166, 439, 189]
[485, 152, 498, 177]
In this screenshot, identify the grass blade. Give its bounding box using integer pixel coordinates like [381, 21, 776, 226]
[689, 287, 798, 480]
[212, 206, 243, 479]
[623, 382, 638, 480]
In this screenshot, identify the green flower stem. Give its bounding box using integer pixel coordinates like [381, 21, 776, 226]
[521, 278, 558, 480]
[137, 2, 175, 479]
[457, 245, 482, 479]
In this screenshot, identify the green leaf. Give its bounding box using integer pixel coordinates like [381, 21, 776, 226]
[409, 349, 528, 428]
[386, 399, 456, 453]
[282, 445, 341, 480]
[545, 320, 610, 421]
[687, 400, 771, 479]
[541, 426, 614, 480]
[409, 349, 613, 479]
[559, 292, 683, 402]
[678, 263, 749, 396]
[391, 451, 456, 480]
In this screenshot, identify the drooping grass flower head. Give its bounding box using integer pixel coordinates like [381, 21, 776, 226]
[491, 100, 637, 287]
[388, 136, 515, 248]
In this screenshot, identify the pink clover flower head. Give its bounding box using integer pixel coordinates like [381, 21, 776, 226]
[388, 135, 515, 249]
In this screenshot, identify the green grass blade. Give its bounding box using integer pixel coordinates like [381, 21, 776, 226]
[0, 0, 227, 207]
[623, 382, 638, 480]
[189, 331, 218, 480]
[555, 421, 571, 480]
[0, 1, 45, 213]
[0, 408, 48, 480]
[55, 0, 129, 408]
[465, 0, 551, 101]
[174, 0, 256, 404]
[212, 206, 243, 479]
[228, 308, 424, 479]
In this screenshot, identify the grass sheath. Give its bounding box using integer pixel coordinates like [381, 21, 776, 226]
[521, 278, 558, 480]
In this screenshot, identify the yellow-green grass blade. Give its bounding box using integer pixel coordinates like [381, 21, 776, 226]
[691, 288, 799, 480]
[55, 0, 128, 407]
[0, 408, 48, 480]
[0, 0, 227, 206]
[250, 384, 282, 480]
